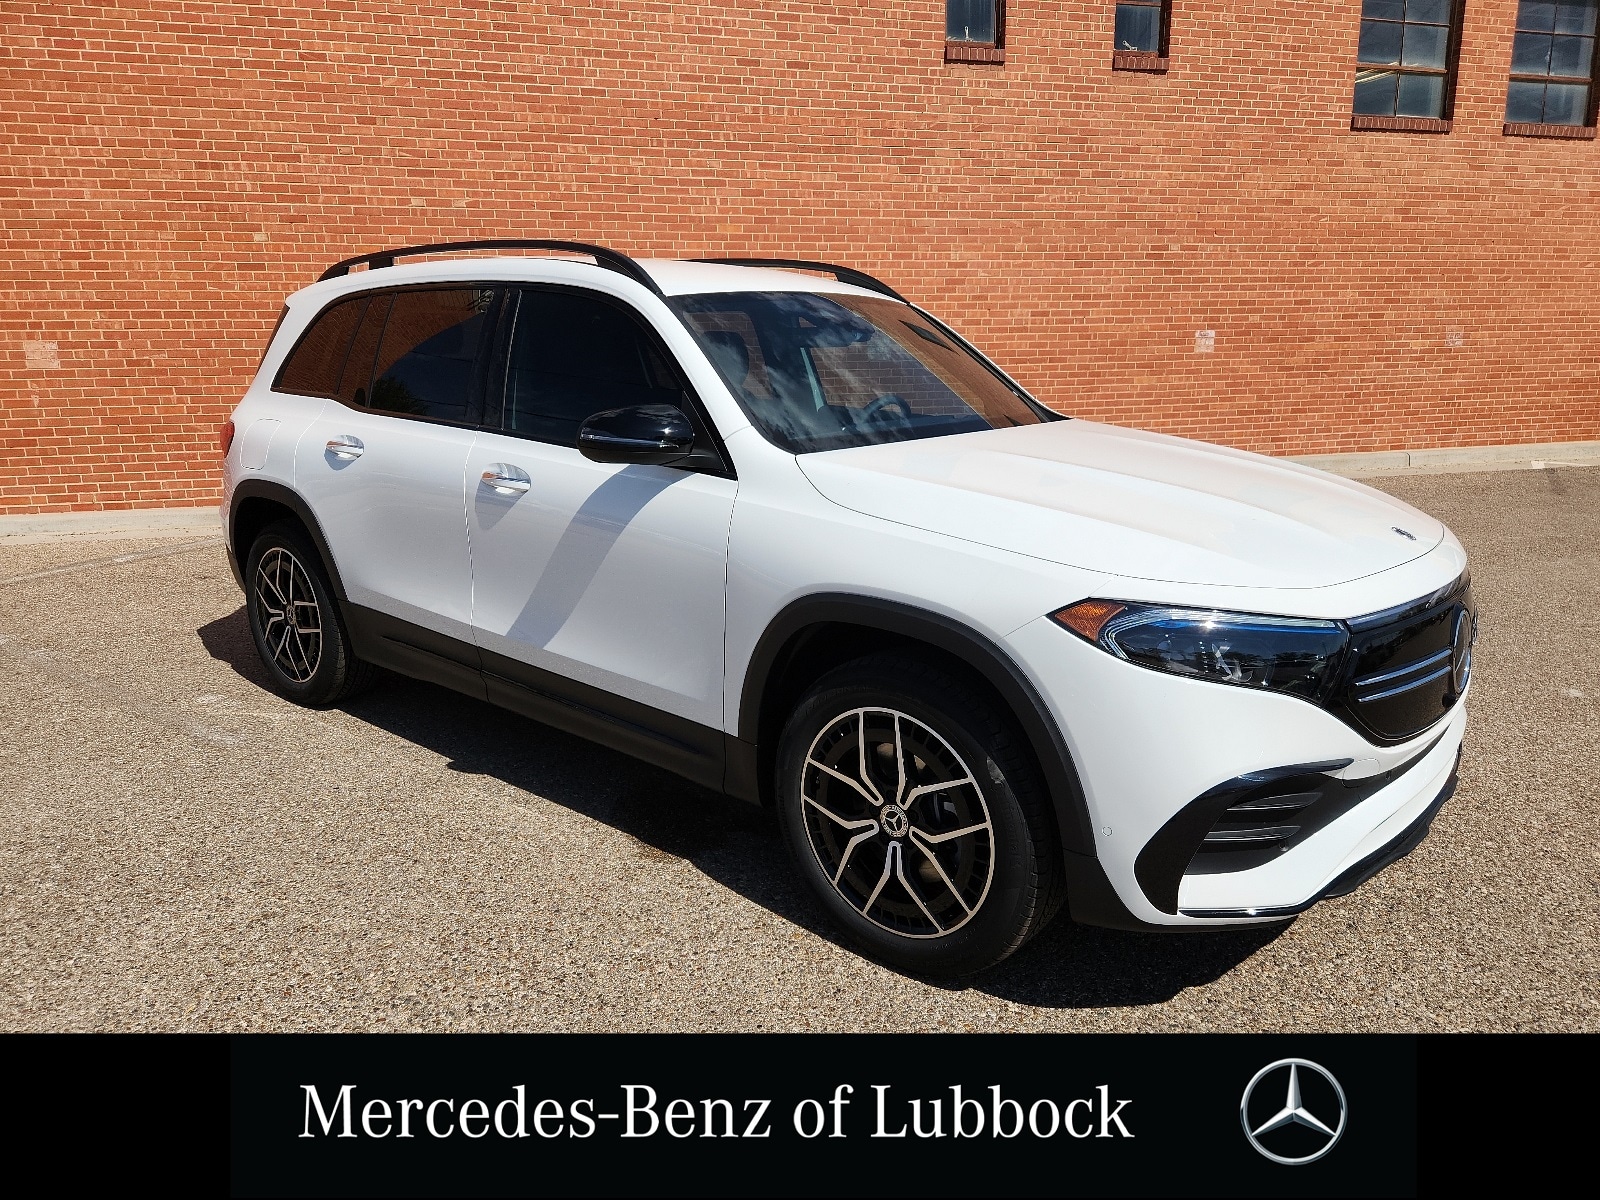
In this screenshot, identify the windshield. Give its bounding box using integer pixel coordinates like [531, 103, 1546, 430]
[669, 292, 1056, 453]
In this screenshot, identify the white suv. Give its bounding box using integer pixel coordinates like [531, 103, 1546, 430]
[221, 240, 1474, 975]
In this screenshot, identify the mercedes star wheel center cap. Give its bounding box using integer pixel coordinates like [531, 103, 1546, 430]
[1240, 1059, 1347, 1165]
[880, 805, 909, 838]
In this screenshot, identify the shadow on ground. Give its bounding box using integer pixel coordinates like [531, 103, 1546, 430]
[198, 607, 1284, 1009]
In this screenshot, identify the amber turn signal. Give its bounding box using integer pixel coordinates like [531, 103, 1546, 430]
[219, 418, 235, 457]
[1050, 599, 1126, 642]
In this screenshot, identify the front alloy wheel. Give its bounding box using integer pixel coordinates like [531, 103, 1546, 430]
[777, 654, 1062, 976]
[801, 706, 994, 938]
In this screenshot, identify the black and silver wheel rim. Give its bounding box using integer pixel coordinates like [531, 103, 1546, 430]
[253, 547, 323, 684]
[800, 707, 994, 939]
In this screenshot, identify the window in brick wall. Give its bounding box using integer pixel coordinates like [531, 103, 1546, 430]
[1503, 1, 1599, 136]
[1352, 0, 1463, 130]
[946, 0, 1005, 63]
[1112, 1, 1171, 72]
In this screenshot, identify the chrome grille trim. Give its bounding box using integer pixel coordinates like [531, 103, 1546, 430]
[1353, 645, 1452, 688]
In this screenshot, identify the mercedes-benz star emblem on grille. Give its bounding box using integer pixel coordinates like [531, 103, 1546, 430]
[1449, 608, 1473, 696]
[1392, 526, 1417, 541]
[1240, 1059, 1347, 1165]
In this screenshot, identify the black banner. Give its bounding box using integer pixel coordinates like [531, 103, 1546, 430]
[2, 1033, 1585, 1196]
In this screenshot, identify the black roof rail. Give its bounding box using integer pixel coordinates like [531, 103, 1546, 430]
[317, 239, 664, 297]
[689, 258, 908, 303]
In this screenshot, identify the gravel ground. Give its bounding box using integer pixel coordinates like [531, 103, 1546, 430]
[0, 469, 1595, 1032]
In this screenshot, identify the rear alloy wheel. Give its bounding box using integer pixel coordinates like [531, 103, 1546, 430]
[777, 655, 1061, 976]
[244, 521, 372, 707]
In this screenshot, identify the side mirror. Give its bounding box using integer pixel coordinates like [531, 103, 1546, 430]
[577, 404, 697, 466]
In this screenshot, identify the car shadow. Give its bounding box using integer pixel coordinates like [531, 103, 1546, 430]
[197, 607, 1285, 1010]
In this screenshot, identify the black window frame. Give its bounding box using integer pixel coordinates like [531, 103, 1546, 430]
[1503, 0, 1600, 135]
[1350, 0, 1467, 131]
[1111, 0, 1172, 72]
[488, 284, 734, 478]
[945, 0, 1005, 64]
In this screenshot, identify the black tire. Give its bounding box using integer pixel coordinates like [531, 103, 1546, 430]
[243, 520, 373, 707]
[776, 653, 1063, 977]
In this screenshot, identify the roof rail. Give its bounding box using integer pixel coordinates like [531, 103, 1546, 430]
[317, 239, 664, 296]
[689, 258, 908, 303]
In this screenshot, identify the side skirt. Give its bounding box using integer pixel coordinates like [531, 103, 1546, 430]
[341, 603, 730, 796]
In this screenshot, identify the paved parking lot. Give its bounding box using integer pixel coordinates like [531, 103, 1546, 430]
[1, 468, 1595, 1032]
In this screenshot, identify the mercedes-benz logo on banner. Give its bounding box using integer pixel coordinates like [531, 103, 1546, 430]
[1240, 1059, 1347, 1165]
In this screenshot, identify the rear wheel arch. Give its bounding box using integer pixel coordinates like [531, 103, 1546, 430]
[229, 480, 348, 602]
[739, 594, 1095, 857]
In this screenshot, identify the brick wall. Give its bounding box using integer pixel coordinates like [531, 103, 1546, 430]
[1, 1, 1596, 514]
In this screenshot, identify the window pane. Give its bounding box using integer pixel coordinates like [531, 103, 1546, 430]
[506, 290, 683, 445]
[947, 0, 996, 43]
[1359, 20, 1405, 64]
[1555, 1, 1599, 36]
[1505, 79, 1549, 121]
[1115, 4, 1163, 52]
[1518, 1, 1559, 32]
[1401, 23, 1450, 67]
[1406, 0, 1453, 24]
[370, 289, 493, 423]
[1396, 71, 1446, 116]
[1363, 0, 1405, 19]
[337, 295, 390, 407]
[1354, 70, 1401, 114]
[1512, 31, 1556, 72]
[1550, 34, 1594, 75]
[1543, 81, 1591, 120]
[276, 297, 365, 398]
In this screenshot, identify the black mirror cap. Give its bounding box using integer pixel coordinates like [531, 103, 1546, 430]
[577, 404, 697, 466]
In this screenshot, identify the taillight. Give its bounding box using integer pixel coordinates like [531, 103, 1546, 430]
[220, 418, 236, 457]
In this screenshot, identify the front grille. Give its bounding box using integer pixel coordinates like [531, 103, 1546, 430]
[1328, 574, 1475, 744]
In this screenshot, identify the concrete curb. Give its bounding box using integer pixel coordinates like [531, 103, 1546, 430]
[0, 506, 220, 539]
[1289, 440, 1600, 478]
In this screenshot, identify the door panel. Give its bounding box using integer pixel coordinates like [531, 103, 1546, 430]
[296, 410, 479, 639]
[467, 433, 735, 726]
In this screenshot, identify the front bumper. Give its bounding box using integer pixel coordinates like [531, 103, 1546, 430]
[1005, 613, 1468, 929]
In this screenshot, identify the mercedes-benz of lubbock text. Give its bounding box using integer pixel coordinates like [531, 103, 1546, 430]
[221, 240, 1475, 975]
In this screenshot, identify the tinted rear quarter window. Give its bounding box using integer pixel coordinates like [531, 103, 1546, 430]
[273, 297, 366, 397]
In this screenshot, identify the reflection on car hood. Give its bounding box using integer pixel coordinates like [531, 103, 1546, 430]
[796, 420, 1445, 589]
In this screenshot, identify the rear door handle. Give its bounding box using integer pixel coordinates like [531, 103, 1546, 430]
[481, 464, 531, 495]
[325, 435, 364, 460]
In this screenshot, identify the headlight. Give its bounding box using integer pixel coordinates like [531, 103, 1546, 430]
[1050, 600, 1349, 701]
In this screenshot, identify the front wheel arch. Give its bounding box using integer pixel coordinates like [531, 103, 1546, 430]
[740, 594, 1094, 858]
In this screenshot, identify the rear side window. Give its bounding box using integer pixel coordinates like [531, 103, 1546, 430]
[273, 297, 366, 397]
[502, 288, 685, 446]
[367, 288, 495, 424]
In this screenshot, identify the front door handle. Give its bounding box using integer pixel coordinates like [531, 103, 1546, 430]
[481, 464, 531, 495]
[325, 435, 364, 460]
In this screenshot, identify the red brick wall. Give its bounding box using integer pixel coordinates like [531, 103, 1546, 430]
[2, 1, 1597, 514]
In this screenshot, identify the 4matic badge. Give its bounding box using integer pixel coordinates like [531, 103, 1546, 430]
[1239, 1059, 1347, 1165]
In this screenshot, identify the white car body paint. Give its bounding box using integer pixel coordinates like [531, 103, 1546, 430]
[222, 253, 1473, 932]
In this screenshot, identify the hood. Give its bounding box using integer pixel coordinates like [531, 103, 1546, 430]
[796, 420, 1445, 590]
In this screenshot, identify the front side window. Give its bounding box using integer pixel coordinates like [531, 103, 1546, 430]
[502, 289, 687, 447]
[1353, 0, 1461, 122]
[1505, 1, 1598, 128]
[670, 292, 1049, 454]
[365, 288, 495, 424]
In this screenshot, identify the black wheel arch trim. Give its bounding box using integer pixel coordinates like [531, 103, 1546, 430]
[228, 478, 350, 602]
[739, 593, 1097, 859]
